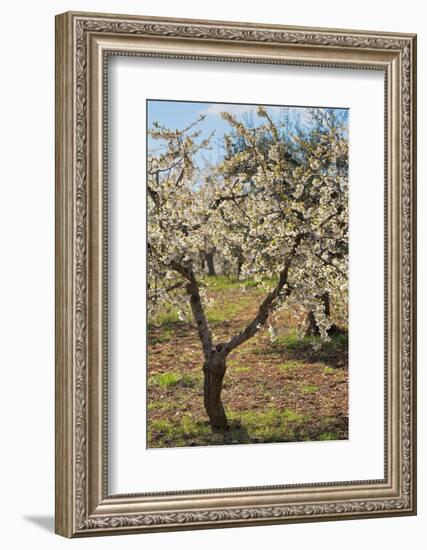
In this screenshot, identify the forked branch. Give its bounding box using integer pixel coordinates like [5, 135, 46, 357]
[224, 235, 301, 353]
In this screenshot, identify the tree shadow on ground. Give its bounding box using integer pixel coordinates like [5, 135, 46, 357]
[192, 414, 348, 446]
[290, 412, 348, 441]
[148, 418, 252, 447]
[268, 331, 348, 369]
[149, 411, 348, 448]
[148, 321, 194, 345]
[218, 419, 252, 445]
[185, 419, 252, 446]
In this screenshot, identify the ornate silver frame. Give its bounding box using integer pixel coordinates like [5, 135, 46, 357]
[55, 11, 417, 537]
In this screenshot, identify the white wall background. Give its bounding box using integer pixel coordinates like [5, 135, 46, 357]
[0, 1, 424, 548]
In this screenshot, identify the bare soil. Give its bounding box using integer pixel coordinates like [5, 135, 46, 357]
[147, 283, 348, 448]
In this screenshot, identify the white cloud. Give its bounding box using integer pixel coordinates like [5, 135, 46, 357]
[197, 102, 319, 131]
[200, 103, 256, 118]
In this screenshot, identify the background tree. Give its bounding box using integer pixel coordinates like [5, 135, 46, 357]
[218, 108, 348, 335]
[147, 107, 348, 431]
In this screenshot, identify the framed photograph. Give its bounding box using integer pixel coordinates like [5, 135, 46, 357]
[55, 11, 417, 537]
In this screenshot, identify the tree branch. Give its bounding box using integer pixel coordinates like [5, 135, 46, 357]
[223, 235, 301, 353]
[314, 252, 347, 278]
[186, 280, 214, 357]
[169, 260, 213, 357]
[317, 206, 343, 229]
[169, 259, 192, 281]
[147, 184, 159, 206]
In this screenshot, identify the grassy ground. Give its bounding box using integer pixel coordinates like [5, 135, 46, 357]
[147, 276, 348, 448]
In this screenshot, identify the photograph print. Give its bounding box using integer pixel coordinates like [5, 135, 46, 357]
[147, 99, 349, 449]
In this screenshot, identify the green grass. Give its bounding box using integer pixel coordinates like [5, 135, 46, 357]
[269, 331, 348, 368]
[148, 281, 256, 326]
[227, 360, 251, 373]
[149, 417, 216, 446]
[274, 332, 347, 352]
[148, 407, 347, 448]
[234, 366, 250, 374]
[149, 308, 181, 326]
[148, 328, 173, 344]
[277, 362, 300, 371]
[148, 407, 310, 447]
[148, 276, 279, 326]
[252, 347, 279, 356]
[148, 371, 200, 389]
[318, 431, 339, 441]
[229, 345, 254, 358]
[300, 384, 319, 394]
[147, 399, 174, 412]
[206, 299, 249, 324]
[323, 366, 336, 375]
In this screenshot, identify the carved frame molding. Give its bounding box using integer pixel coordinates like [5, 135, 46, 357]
[55, 11, 416, 537]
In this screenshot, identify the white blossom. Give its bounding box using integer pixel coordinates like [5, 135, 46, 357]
[147, 107, 348, 344]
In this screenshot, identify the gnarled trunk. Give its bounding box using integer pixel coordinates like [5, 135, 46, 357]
[203, 351, 228, 431]
[305, 292, 331, 337]
[205, 251, 216, 276]
[305, 309, 319, 336]
[236, 257, 243, 279]
[178, 238, 301, 432]
[182, 277, 226, 431]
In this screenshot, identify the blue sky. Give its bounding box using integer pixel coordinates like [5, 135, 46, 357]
[147, 99, 348, 167]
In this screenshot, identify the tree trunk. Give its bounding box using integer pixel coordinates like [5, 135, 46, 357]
[305, 309, 319, 336]
[205, 251, 216, 276]
[203, 350, 228, 430]
[236, 257, 242, 279]
[305, 293, 331, 337]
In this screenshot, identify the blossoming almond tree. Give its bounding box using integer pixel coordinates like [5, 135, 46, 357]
[147, 107, 348, 431]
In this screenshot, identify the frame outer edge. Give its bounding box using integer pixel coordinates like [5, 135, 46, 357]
[62, 10, 417, 40]
[55, 12, 75, 538]
[409, 34, 417, 514]
[54, 10, 417, 537]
